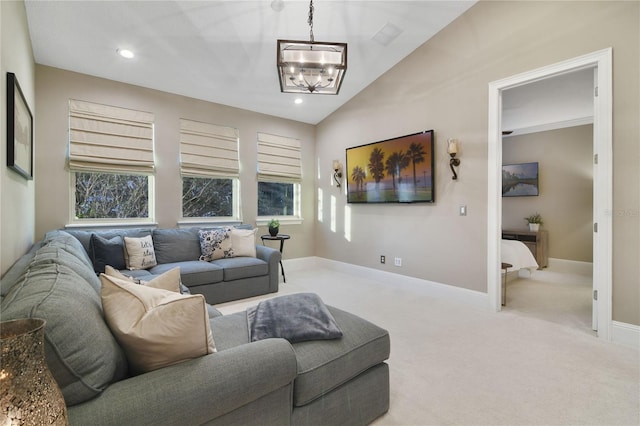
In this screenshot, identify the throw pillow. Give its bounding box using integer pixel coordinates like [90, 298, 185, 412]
[104, 265, 181, 293]
[89, 234, 126, 273]
[247, 293, 343, 343]
[199, 227, 233, 261]
[230, 228, 257, 257]
[124, 235, 157, 270]
[100, 274, 216, 374]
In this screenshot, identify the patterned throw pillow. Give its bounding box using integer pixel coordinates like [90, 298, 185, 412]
[199, 228, 233, 261]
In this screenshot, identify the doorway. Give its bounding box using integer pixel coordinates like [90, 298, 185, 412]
[486, 49, 613, 341]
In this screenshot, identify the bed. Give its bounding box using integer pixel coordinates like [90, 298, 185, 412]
[501, 239, 539, 274]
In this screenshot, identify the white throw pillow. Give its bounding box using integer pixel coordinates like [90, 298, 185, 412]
[230, 228, 257, 257]
[100, 274, 215, 375]
[124, 235, 157, 270]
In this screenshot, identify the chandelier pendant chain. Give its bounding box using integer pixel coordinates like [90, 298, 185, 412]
[308, 0, 315, 44]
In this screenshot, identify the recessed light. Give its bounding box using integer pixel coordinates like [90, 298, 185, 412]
[294, 98, 303, 104]
[117, 48, 134, 59]
[271, 0, 284, 12]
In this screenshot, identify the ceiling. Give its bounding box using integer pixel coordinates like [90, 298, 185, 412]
[24, 0, 477, 125]
[502, 67, 594, 138]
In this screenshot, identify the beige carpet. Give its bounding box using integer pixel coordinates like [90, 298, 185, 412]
[215, 262, 639, 426]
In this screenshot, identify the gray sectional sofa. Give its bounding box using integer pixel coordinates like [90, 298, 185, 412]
[63, 226, 281, 305]
[0, 229, 391, 425]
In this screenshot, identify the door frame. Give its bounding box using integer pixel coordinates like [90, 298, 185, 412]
[486, 48, 613, 340]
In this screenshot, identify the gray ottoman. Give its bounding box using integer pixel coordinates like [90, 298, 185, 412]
[212, 305, 390, 425]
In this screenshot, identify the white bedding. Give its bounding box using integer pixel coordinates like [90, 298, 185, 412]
[501, 239, 539, 272]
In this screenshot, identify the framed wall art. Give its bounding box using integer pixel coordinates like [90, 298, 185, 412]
[502, 162, 539, 197]
[7, 72, 33, 180]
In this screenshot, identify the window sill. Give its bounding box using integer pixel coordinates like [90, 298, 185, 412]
[65, 221, 158, 229]
[256, 217, 304, 227]
[177, 219, 243, 228]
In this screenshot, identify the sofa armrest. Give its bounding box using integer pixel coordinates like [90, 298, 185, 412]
[255, 245, 282, 293]
[68, 338, 297, 426]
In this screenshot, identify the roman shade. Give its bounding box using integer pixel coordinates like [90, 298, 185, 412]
[180, 119, 239, 178]
[257, 132, 301, 182]
[68, 99, 155, 174]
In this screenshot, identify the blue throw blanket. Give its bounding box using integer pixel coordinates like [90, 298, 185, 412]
[247, 293, 343, 343]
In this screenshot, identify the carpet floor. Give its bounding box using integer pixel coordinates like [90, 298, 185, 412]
[215, 262, 639, 426]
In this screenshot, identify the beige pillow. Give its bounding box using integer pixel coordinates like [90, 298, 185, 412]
[104, 265, 181, 293]
[230, 228, 257, 257]
[124, 235, 157, 270]
[100, 274, 215, 374]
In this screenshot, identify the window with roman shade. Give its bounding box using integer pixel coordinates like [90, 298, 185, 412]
[257, 132, 301, 182]
[256, 132, 302, 221]
[179, 119, 240, 220]
[68, 99, 155, 174]
[179, 119, 239, 178]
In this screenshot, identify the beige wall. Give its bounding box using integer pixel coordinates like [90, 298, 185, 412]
[34, 66, 316, 259]
[315, 1, 639, 325]
[1, 0, 36, 276]
[503, 125, 593, 263]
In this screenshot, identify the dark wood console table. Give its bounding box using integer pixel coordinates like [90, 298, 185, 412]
[502, 229, 548, 269]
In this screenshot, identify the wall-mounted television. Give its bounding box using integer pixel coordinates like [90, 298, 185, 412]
[346, 130, 434, 204]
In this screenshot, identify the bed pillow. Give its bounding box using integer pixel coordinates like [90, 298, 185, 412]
[199, 227, 233, 261]
[124, 235, 157, 270]
[100, 274, 215, 375]
[90, 234, 126, 273]
[230, 228, 257, 257]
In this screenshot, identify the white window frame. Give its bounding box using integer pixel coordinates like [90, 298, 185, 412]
[68, 171, 156, 227]
[179, 176, 242, 226]
[256, 180, 303, 226]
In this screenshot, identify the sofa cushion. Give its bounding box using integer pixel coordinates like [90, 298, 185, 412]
[105, 265, 182, 293]
[149, 261, 224, 287]
[212, 257, 268, 281]
[0, 246, 129, 406]
[100, 274, 216, 375]
[199, 228, 233, 261]
[63, 228, 151, 257]
[124, 235, 157, 270]
[0, 241, 43, 298]
[90, 234, 126, 273]
[152, 228, 201, 264]
[291, 306, 390, 407]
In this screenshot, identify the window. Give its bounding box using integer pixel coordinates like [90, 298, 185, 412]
[180, 119, 239, 221]
[68, 100, 155, 223]
[257, 132, 302, 222]
[182, 176, 233, 218]
[75, 172, 150, 219]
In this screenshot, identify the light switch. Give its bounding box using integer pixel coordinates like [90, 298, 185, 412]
[460, 205, 467, 216]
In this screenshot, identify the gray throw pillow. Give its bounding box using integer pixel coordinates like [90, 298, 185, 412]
[90, 234, 126, 273]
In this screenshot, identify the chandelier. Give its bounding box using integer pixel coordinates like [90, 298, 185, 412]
[277, 0, 347, 95]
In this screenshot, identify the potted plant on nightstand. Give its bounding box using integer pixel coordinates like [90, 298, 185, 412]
[268, 218, 280, 236]
[524, 212, 543, 232]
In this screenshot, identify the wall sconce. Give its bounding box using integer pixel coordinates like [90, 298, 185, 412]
[332, 160, 343, 187]
[447, 139, 460, 180]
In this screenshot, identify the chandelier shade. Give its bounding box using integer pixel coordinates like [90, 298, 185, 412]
[277, 39, 347, 94]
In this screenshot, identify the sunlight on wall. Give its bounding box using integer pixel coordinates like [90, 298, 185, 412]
[330, 195, 336, 233]
[344, 205, 351, 242]
[317, 188, 324, 223]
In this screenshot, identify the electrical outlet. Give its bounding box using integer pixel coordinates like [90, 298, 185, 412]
[394, 257, 402, 267]
[380, 255, 386, 264]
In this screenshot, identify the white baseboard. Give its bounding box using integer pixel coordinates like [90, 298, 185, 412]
[547, 258, 593, 275]
[283, 256, 489, 310]
[611, 321, 640, 349]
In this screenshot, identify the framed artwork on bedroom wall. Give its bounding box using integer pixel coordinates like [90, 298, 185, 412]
[6, 72, 34, 180]
[502, 162, 538, 197]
